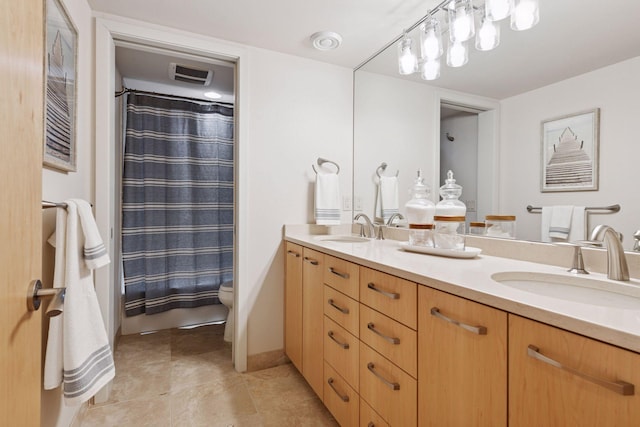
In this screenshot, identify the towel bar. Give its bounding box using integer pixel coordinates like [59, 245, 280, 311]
[27, 280, 65, 317]
[312, 157, 340, 174]
[526, 204, 620, 213]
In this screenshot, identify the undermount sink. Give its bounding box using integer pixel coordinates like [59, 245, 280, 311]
[491, 271, 640, 309]
[314, 235, 371, 243]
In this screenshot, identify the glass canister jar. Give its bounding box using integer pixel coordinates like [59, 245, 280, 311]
[435, 170, 466, 217]
[405, 170, 436, 246]
[485, 215, 516, 239]
[469, 221, 487, 236]
[433, 215, 466, 250]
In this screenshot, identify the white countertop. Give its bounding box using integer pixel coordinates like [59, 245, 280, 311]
[285, 228, 640, 353]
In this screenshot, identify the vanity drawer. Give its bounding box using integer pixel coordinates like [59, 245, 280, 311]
[360, 397, 389, 427]
[360, 342, 417, 427]
[359, 267, 417, 329]
[324, 361, 359, 427]
[324, 255, 359, 300]
[324, 316, 359, 391]
[359, 304, 417, 378]
[324, 285, 359, 336]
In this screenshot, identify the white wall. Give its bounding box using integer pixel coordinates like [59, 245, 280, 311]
[500, 56, 640, 248]
[245, 47, 353, 355]
[354, 71, 438, 219]
[41, 0, 95, 425]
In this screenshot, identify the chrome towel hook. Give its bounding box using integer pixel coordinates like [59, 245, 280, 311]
[27, 280, 65, 317]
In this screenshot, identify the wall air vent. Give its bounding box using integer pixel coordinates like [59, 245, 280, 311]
[168, 63, 214, 86]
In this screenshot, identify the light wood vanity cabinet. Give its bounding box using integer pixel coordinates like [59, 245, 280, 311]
[418, 286, 507, 427]
[285, 240, 640, 427]
[301, 247, 325, 399]
[509, 315, 640, 427]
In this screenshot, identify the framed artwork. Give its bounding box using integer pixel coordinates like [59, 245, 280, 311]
[541, 108, 599, 192]
[44, 0, 77, 172]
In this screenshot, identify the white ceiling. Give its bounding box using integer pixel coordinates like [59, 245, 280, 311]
[90, 0, 640, 99]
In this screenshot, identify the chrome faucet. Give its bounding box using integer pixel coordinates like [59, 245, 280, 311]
[589, 225, 629, 281]
[354, 213, 375, 238]
[386, 213, 405, 226]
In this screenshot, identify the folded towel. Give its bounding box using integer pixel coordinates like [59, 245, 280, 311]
[375, 176, 399, 224]
[43, 199, 115, 405]
[314, 172, 341, 225]
[568, 206, 586, 241]
[541, 205, 585, 242]
[548, 205, 574, 239]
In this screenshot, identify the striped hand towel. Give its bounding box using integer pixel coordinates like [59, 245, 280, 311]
[314, 172, 341, 225]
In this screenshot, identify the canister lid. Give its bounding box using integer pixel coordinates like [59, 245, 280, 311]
[409, 223, 434, 229]
[485, 215, 516, 221]
[434, 215, 466, 222]
[469, 222, 486, 227]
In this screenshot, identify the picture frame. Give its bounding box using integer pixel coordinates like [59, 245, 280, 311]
[44, 0, 77, 172]
[541, 108, 599, 192]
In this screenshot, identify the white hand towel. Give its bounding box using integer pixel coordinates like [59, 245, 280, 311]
[44, 206, 67, 390]
[76, 200, 110, 269]
[314, 172, 341, 225]
[548, 205, 574, 240]
[43, 199, 115, 405]
[379, 176, 399, 223]
[568, 206, 586, 241]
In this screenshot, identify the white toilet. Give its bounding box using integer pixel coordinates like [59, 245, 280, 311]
[218, 281, 234, 342]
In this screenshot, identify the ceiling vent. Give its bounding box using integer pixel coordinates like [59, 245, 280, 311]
[168, 63, 213, 86]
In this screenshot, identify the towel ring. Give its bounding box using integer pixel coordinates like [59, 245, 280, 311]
[312, 157, 340, 174]
[376, 162, 399, 179]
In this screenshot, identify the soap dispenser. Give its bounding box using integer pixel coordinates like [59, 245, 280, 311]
[435, 170, 466, 217]
[404, 170, 436, 246]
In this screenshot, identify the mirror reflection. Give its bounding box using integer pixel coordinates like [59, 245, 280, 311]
[353, 0, 640, 250]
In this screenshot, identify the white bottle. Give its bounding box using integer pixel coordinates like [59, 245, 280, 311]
[404, 170, 436, 246]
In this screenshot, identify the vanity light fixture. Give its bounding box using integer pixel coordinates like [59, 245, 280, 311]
[310, 31, 343, 51]
[396, 0, 539, 81]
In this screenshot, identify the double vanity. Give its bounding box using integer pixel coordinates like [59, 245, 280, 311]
[283, 224, 640, 426]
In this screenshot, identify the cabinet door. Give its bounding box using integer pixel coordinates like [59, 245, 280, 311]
[324, 361, 359, 427]
[302, 247, 325, 399]
[360, 267, 417, 329]
[509, 315, 640, 427]
[418, 286, 507, 427]
[285, 242, 303, 371]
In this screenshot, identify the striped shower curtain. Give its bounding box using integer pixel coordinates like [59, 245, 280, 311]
[122, 93, 234, 316]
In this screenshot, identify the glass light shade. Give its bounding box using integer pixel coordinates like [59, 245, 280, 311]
[420, 17, 443, 61]
[421, 59, 441, 80]
[448, 0, 475, 42]
[486, 0, 513, 21]
[398, 36, 418, 75]
[476, 14, 500, 51]
[511, 0, 539, 31]
[446, 40, 468, 68]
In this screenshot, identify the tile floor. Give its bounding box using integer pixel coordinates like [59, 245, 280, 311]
[81, 324, 338, 427]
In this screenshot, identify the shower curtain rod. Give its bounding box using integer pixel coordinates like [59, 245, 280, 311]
[114, 87, 234, 106]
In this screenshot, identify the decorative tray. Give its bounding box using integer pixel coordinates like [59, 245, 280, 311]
[399, 242, 482, 259]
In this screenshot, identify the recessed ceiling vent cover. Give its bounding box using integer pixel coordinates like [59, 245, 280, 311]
[168, 63, 213, 86]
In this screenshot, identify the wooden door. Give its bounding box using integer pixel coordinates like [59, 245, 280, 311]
[418, 286, 507, 427]
[302, 247, 324, 399]
[0, 0, 44, 426]
[284, 242, 303, 371]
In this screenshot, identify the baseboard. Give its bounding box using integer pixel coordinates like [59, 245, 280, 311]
[246, 349, 289, 372]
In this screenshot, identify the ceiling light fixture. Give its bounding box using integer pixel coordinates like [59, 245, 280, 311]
[397, 0, 539, 81]
[310, 31, 343, 51]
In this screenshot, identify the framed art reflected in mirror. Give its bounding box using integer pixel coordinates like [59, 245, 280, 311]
[44, 0, 77, 172]
[541, 108, 600, 192]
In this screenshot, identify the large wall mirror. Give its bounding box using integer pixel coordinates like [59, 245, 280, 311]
[353, 0, 640, 250]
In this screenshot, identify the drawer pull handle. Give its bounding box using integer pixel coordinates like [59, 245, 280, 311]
[328, 299, 350, 314]
[527, 345, 635, 396]
[327, 331, 350, 349]
[367, 282, 400, 300]
[303, 257, 319, 265]
[430, 307, 487, 335]
[287, 250, 300, 258]
[328, 267, 349, 279]
[367, 362, 400, 391]
[367, 423, 375, 427]
[327, 377, 350, 402]
[367, 322, 400, 345]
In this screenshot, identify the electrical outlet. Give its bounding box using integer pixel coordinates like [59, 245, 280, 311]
[342, 196, 352, 211]
[466, 200, 476, 212]
[354, 196, 363, 211]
